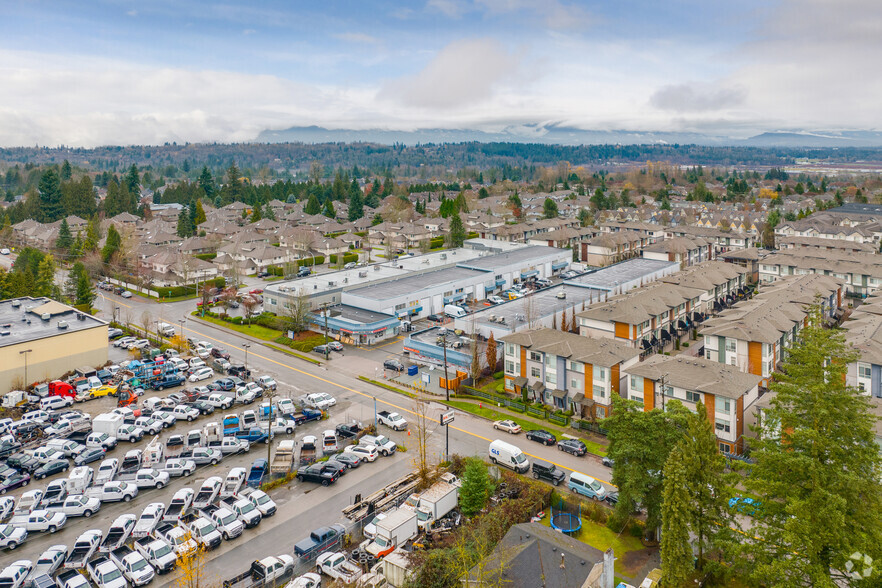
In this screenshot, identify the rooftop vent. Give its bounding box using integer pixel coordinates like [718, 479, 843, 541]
[440, 254, 447, 260]
[11, 300, 21, 308]
[57, 321, 69, 330]
[358, 271, 368, 278]
[41, 313, 51, 321]
[0, 331, 9, 336]
[374, 265, 380, 271]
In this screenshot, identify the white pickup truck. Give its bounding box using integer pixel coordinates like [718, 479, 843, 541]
[118, 468, 170, 489]
[64, 529, 103, 569]
[0, 523, 27, 550]
[316, 552, 363, 583]
[161, 459, 196, 477]
[133, 503, 166, 538]
[10, 509, 67, 534]
[86, 555, 126, 588]
[86, 481, 139, 503]
[133, 536, 176, 574]
[109, 545, 155, 587]
[376, 411, 408, 431]
[44, 494, 102, 518]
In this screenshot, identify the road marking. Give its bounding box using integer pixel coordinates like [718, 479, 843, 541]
[179, 320, 616, 486]
[99, 293, 134, 310]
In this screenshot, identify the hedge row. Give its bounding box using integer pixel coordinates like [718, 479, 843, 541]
[156, 285, 198, 298]
[266, 256, 326, 276]
[274, 334, 326, 352]
[430, 236, 445, 248]
[329, 252, 358, 264]
[194, 253, 217, 261]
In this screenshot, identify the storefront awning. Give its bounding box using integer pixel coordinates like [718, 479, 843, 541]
[552, 261, 568, 270]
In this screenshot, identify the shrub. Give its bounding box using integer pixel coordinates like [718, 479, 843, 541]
[156, 285, 197, 298]
[429, 236, 445, 249]
[493, 371, 504, 380]
[194, 253, 217, 261]
[329, 253, 358, 264]
[214, 277, 225, 289]
[297, 256, 324, 267]
[628, 520, 644, 538]
[231, 316, 243, 325]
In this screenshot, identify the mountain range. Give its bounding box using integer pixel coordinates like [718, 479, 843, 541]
[257, 124, 882, 147]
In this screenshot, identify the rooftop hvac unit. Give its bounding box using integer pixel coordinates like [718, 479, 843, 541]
[41, 313, 51, 321]
[328, 281, 335, 287]
[11, 300, 20, 308]
[440, 254, 447, 260]
[374, 265, 380, 271]
[343, 278, 348, 283]
[76, 313, 86, 321]
[359, 271, 368, 278]
[57, 321, 69, 330]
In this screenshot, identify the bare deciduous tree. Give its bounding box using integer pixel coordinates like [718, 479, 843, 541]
[411, 397, 434, 488]
[281, 287, 311, 334]
[140, 311, 152, 338]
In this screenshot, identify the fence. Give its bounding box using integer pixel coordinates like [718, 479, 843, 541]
[105, 277, 160, 298]
[573, 419, 607, 436]
[459, 386, 575, 424]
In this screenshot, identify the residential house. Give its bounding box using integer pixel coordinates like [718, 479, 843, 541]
[842, 293, 882, 398]
[580, 232, 646, 267]
[757, 250, 882, 297]
[140, 251, 218, 288]
[642, 236, 711, 267]
[719, 247, 764, 284]
[700, 274, 844, 386]
[501, 328, 640, 419]
[623, 355, 762, 454]
[665, 225, 755, 255]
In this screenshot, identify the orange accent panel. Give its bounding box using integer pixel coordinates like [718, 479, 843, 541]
[611, 364, 620, 395]
[704, 393, 715, 424]
[644, 379, 655, 412]
[748, 342, 762, 376]
[614, 322, 630, 339]
[520, 347, 527, 378]
[736, 396, 744, 454]
[584, 364, 593, 400]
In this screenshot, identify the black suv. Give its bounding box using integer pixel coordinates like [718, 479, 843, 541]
[525, 429, 557, 446]
[296, 463, 340, 486]
[531, 460, 566, 486]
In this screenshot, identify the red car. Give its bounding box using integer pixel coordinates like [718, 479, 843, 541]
[249, 289, 263, 295]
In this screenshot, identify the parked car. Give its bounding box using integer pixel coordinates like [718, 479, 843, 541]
[525, 429, 557, 446]
[327, 342, 343, 352]
[558, 439, 587, 457]
[492, 420, 522, 434]
[74, 447, 106, 466]
[189, 368, 214, 382]
[0, 472, 31, 494]
[383, 359, 404, 372]
[333, 453, 360, 469]
[34, 459, 70, 480]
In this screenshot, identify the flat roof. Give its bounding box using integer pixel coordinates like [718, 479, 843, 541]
[467, 284, 606, 327]
[346, 266, 485, 301]
[335, 304, 395, 324]
[566, 258, 679, 290]
[0, 297, 107, 348]
[455, 245, 567, 271]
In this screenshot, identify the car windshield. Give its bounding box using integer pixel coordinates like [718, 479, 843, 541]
[221, 514, 236, 525]
[513, 453, 526, 464]
[417, 510, 430, 521]
[198, 523, 216, 536]
[255, 494, 269, 505]
[153, 545, 172, 558]
[239, 502, 255, 514]
[374, 537, 388, 547]
[101, 569, 123, 582]
[130, 559, 148, 572]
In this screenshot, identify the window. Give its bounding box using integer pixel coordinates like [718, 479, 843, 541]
[725, 339, 737, 353]
[443, 291, 452, 297]
[569, 361, 582, 373]
[395, 303, 405, 311]
[718, 442, 731, 453]
[715, 419, 731, 433]
[706, 349, 714, 360]
[529, 352, 542, 362]
[505, 343, 515, 356]
[505, 361, 514, 374]
[631, 395, 643, 404]
[663, 385, 674, 397]
[729, 357, 737, 366]
[859, 363, 872, 379]
[545, 354, 554, 366]
[715, 397, 731, 413]
[630, 375, 643, 393]
[531, 367, 540, 378]
[597, 368, 607, 381]
[593, 385, 605, 399]
[570, 379, 580, 389]
[546, 373, 557, 385]
[596, 406, 606, 418]
[686, 391, 701, 403]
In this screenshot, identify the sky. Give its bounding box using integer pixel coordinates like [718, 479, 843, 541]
[0, 0, 879, 147]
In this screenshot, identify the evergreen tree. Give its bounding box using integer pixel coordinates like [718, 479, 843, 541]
[263, 203, 276, 221]
[250, 205, 262, 223]
[60, 160, 72, 181]
[739, 305, 882, 586]
[56, 218, 73, 251]
[84, 216, 101, 252]
[70, 232, 83, 259]
[176, 209, 193, 237]
[198, 166, 215, 199]
[348, 189, 364, 221]
[364, 190, 380, 209]
[454, 192, 469, 213]
[34, 254, 57, 298]
[447, 214, 466, 248]
[103, 178, 122, 217]
[322, 199, 336, 218]
[68, 262, 95, 307]
[38, 168, 64, 222]
[478, 187, 489, 199]
[459, 457, 490, 516]
[9, 269, 32, 297]
[125, 164, 140, 198]
[304, 194, 321, 215]
[661, 444, 694, 586]
[485, 333, 497, 374]
[102, 224, 122, 263]
[543, 197, 558, 218]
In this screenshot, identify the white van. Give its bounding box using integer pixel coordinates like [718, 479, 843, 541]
[157, 323, 176, 337]
[444, 304, 467, 318]
[567, 472, 607, 500]
[488, 439, 530, 473]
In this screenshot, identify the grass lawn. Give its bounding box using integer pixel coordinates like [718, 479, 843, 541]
[193, 313, 283, 341]
[446, 400, 607, 457]
[265, 343, 322, 365]
[538, 512, 646, 577]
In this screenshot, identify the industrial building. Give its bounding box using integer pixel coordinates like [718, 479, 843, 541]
[0, 297, 108, 394]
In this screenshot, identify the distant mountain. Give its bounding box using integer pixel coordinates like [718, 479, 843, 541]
[256, 124, 731, 146]
[257, 124, 882, 147]
[741, 131, 882, 147]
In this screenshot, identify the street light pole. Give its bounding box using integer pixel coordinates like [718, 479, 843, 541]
[19, 349, 32, 389]
[242, 344, 251, 379]
[322, 303, 330, 361]
[441, 332, 450, 402]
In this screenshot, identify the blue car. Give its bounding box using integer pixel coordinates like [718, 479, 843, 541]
[247, 459, 268, 488]
[729, 496, 762, 516]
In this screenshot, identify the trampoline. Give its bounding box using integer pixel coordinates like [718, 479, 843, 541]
[549, 502, 582, 535]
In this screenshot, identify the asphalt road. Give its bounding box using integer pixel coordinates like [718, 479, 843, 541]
[0, 287, 619, 581]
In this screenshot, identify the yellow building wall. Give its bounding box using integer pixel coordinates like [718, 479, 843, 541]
[0, 326, 108, 393]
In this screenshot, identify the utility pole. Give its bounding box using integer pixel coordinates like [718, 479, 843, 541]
[265, 387, 275, 467]
[657, 372, 668, 412]
[242, 343, 251, 380]
[441, 331, 450, 402]
[322, 303, 330, 361]
[178, 318, 185, 342]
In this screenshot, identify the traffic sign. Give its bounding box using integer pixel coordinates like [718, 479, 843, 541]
[440, 410, 455, 426]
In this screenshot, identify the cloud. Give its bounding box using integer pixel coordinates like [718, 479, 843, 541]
[242, 28, 256, 35]
[126, 9, 137, 17]
[380, 38, 521, 109]
[333, 32, 379, 44]
[650, 83, 747, 113]
[426, 0, 466, 18]
[475, 0, 590, 30]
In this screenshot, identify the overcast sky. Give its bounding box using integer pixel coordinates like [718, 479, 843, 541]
[0, 0, 878, 146]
